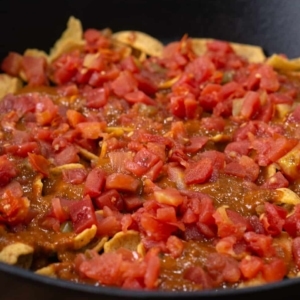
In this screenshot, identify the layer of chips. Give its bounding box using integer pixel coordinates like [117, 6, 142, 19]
[112, 31, 164, 57]
[35, 264, 57, 278]
[274, 188, 300, 206]
[0, 243, 34, 268]
[73, 225, 97, 250]
[192, 38, 266, 63]
[49, 16, 85, 63]
[50, 163, 85, 175]
[0, 74, 22, 99]
[103, 230, 141, 253]
[267, 54, 300, 71]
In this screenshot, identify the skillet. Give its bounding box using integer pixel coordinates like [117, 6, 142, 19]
[1, 0, 300, 299]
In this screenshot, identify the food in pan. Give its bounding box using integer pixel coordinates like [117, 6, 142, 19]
[1, 16, 300, 291]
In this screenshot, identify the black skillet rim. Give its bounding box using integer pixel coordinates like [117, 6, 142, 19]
[0, 260, 299, 298]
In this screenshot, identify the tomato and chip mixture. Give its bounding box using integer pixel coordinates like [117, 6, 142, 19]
[1, 16, 300, 291]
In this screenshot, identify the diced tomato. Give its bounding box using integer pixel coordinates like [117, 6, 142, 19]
[0, 155, 18, 187]
[262, 258, 286, 283]
[201, 116, 225, 132]
[89, 67, 120, 87]
[35, 96, 58, 126]
[213, 207, 248, 238]
[5, 142, 39, 158]
[198, 196, 216, 225]
[94, 189, 124, 211]
[28, 153, 50, 177]
[207, 40, 233, 53]
[144, 160, 164, 181]
[22, 55, 48, 86]
[184, 266, 214, 289]
[84, 87, 109, 109]
[169, 92, 199, 119]
[156, 207, 177, 223]
[243, 231, 274, 257]
[184, 158, 213, 184]
[261, 202, 287, 236]
[259, 65, 280, 92]
[284, 204, 300, 238]
[269, 92, 294, 105]
[205, 252, 241, 284]
[140, 213, 178, 241]
[120, 56, 139, 73]
[144, 248, 161, 289]
[0, 190, 30, 225]
[239, 256, 264, 279]
[105, 173, 140, 192]
[134, 73, 158, 95]
[40, 216, 60, 232]
[84, 28, 111, 51]
[166, 235, 184, 258]
[66, 109, 86, 127]
[96, 214, 122, 237]
[51, 197, 68, 222]
[185, 56, 215, 83]
[224, 155, 259, 182]
[84, 168, 106, 198]
[1, 52, 23, 76]
[111, 70, 137, 97]
[57, 84, 79, 97]
[240, 91, 260, 119]
[219, 81, 245, 100]
[123, 195, 144, 211]
[76, 122, 106, 139]
[199, 83, 222, 111]
[77, 251, 123, 285]
[124, 90, 156, 106]
[185, 136, 209, 153]
[54, 145, 79, 166]
[62, 168, 87, 185]
[51, 51, 81, 85]
[69, 196, 97, 233]
[224, 141, 250, 160]
[199, 151, 225, 181]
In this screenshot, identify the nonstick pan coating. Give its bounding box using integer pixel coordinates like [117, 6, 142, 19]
[0, 0, 300, 299]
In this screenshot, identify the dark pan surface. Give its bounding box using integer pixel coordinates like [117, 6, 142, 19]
[1, 0, 300, 299]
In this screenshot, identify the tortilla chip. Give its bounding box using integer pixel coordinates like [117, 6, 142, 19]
[32, 174, 44, 200]
[137, 242, 146, 257]
[112, 31, 164, 57]
[191, 38, 266, 63]
[77, 146, 99, 162]
[158, 76, 180, 89]
[50, 163, 85, 174]
[104, 230, 141, 253]
[73, 225, 97, 250]
[273, 188, 300, 205]
[209, 134, 231, 143]
[0, 243, 34, 268]
[277, 143, 300, 180]
[35, 264, 57, 278]
[0, 74, 23, 99]
[112, 40, 132, 58]
[92, 236, 108, 252]
[49, 16, 85, 63]
[266, 54, 300, 71]
[264, 164, 277, 179]
[24, 49, 49, 62]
